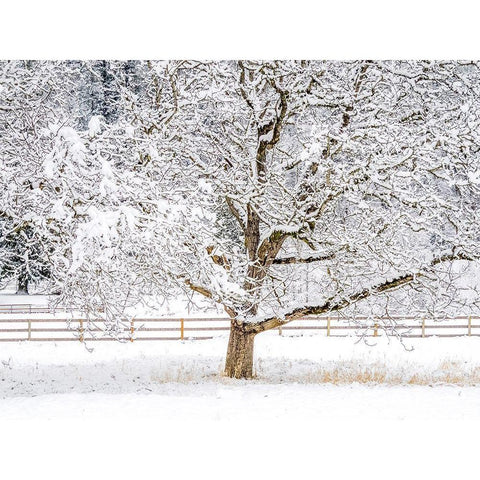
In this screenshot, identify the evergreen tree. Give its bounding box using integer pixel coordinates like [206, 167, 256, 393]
[0, 217, 51, 294]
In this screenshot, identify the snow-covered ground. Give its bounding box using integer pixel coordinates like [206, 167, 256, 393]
[1, 335, 480, 479]
[3, 335, 480, 392]
[0, 292, 53, 306]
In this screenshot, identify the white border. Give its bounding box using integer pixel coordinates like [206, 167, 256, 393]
[1, 0, 478, 59]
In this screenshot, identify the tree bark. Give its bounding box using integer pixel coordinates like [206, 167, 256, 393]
[225, 322, 256, 379]
[16, 276, 29, 295]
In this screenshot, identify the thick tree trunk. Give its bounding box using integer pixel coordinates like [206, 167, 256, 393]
[16, 276, 29, 295]
[225, 323, 256, 379]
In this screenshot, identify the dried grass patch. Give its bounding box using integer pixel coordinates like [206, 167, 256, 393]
[255, 359, 480, 386]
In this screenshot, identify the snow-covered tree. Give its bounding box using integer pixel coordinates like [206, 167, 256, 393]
[0, 61, 75, 293]
[111, 60, 480, 377]
[0, 216, 51, 293]
[4, 60, 480, 379]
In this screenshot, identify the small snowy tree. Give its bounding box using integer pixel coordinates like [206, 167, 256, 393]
[0, 216, 51, 293]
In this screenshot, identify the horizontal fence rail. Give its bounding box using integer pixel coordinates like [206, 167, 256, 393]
[0, 305, 479, 342]
[0, 304, 76, 315]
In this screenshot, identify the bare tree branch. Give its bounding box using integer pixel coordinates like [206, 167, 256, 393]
[247, 251, 475, 333]
[272, 252, 336, 264]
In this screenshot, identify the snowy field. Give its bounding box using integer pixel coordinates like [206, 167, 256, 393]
[1, 334, 480, 479]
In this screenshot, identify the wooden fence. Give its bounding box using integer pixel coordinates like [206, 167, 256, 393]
[0, 304, 479, 342]
[0, 304, 74, 314]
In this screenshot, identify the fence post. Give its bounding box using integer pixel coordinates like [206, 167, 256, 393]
[468, 316, 472, 336]
[27, 318, 31, 341]
[278, 326, 282, 336]
[180, 318, 184, 340]
[79, 319, 84, 343]
[421, 318, 425, 338]
[327, 317, 331, 337]
[130, 318, 135, 342]
[373, 323, 379, 337]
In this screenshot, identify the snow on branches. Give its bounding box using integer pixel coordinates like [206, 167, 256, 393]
[2, 60, 480, 355]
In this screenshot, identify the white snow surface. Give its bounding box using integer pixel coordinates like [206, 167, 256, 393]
[1, 335, 480, 479]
